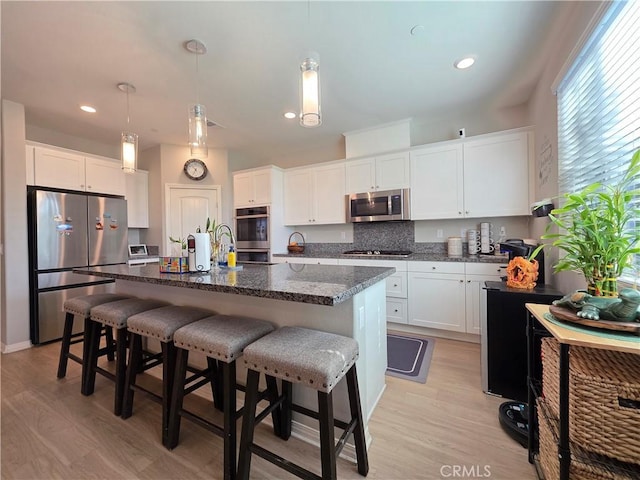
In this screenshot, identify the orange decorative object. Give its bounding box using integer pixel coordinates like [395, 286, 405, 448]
[506, 256, 539, 289]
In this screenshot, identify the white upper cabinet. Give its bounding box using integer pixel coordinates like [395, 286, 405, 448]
[462, 131, 530, 217]
[284, 162, 346, 225]
[233, 167, 274, 207]
[410, 130, 531, 220]
[31, 144, 126, 196]
[85, 155, 126, 196]
[125, 169, 149, 228]
[345, 150, 410, 193]
[410, 143, 463, 219]
[34, 146, 86, 191]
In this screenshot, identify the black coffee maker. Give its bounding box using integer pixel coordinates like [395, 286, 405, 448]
[501, 239, 545, 285]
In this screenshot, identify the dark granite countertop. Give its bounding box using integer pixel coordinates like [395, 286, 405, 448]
[74, 263, 395, 306]
[273, 252, 508, 264]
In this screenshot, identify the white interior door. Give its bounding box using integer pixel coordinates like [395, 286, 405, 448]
[164, 184, 221, 256]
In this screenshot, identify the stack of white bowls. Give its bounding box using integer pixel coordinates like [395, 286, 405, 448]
[480, 222, 494, 254]
[467, 229, 481, 255]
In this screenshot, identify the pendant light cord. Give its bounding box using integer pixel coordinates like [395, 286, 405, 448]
[195, 44, 200, 105]
[126, 86, 131, 127]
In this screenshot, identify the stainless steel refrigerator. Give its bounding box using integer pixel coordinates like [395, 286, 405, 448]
[27, 188, 128, 344]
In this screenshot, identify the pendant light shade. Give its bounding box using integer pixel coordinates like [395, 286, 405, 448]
[121, 132, 138, 173]
[300, 56, 321, 127]
[189, 103, 208, 157]
[118, 82, 137, 173]
[186, 39, 208, 158]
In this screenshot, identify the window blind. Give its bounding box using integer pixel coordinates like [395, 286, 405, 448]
[556, 0, 640, 281]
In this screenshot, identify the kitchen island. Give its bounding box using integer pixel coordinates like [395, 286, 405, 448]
[74, 262, 394, 453]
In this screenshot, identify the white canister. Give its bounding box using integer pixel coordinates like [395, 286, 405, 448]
[448, 237, 463, 257]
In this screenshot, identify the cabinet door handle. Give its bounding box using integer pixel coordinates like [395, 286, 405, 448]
[467, 280, 471, 283]
[87, 185, 92, 189]
[458, 211, 462, 215]
[432, 266, 436, 270]
[394, 309, 399, 313]
[459, 279, 464, 283]
[465, 210, 469, 214]
[393, 283, 398, 287]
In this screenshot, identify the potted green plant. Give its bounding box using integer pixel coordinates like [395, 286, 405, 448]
[532, 150, 640, 297]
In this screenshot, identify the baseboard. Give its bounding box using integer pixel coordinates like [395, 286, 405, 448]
[388, 324, 480, 344]
[1, 340, 33, 354]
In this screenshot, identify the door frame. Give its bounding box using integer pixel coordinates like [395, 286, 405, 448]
[163, 183, 222, 255]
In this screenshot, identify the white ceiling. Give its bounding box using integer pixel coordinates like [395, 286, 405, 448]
[1, 1, 563, 162]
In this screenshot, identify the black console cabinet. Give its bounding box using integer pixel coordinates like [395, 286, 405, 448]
[484, 281, 563, 402]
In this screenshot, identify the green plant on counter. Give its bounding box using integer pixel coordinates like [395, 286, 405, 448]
[168, 236, 186, 250]
[531, 150, 640, 297]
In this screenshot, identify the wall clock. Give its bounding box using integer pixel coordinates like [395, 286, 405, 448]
[184, 158, 208, 181]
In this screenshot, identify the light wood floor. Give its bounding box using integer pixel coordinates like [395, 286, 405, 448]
[1, 336, 536, 480]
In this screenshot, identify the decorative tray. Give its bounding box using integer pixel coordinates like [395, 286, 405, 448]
[549, 305, 640, 335]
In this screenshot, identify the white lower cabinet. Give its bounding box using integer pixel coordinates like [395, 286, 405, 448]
[408, 261, 507, 335]
[338, 258, 408, 324]
[408, 262, 466, 332]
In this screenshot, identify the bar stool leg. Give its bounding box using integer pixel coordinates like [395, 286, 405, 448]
[57, 312, 75, 378]
[122, 334, 143, 419]
[347, 366, 369, 476]
[114, 328, 128, 416]
[162, 341, 177, 447]
[167, 348, 189, 450]
[208, 357, 224, 411]
[222, 361, 236, 480]
[82, 318, 101, 396]
[318, 390, 337, 480]
[265, 375, 283, 439]
[105, 326, 116, 361]
[237, 369, 261, 480]
[281, 380, 293, 439]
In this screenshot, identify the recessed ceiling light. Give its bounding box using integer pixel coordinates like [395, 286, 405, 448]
[80, 105, 97, 113]
[284, 112, 297, 119]
[410, 25, 425, 36]
[454, 57, 476, 70]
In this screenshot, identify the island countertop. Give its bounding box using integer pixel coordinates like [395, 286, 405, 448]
[74, 263, 395, 306]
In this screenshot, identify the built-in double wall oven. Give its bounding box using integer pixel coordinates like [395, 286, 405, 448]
[234, 206, 270, 264]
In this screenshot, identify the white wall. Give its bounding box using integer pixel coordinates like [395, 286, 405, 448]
[140, 144, 232, 253]
[1, 100, 31, 352]
[527, 0, 605, 292]
[26, 124, 119, 159]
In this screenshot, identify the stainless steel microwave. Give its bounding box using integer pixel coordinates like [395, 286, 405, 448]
[346, 188, 411, 222]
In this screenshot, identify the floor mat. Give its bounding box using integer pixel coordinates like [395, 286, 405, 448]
[386, 334, 434, 383]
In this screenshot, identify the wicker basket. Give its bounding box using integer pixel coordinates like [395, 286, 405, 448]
[287, 232, 305, 253]
[537, 398, 640, 480]
[541, 337, 640, 465]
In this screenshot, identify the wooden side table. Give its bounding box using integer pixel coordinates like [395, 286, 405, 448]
[525, 303, 639, 479]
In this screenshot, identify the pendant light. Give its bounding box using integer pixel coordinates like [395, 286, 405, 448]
[186, 39, 208, 158]
[300, 54, 321, 127]
[118, 82, 138, 173]
[299, 0, 321, 127]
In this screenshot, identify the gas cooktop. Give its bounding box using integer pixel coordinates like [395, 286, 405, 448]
[342, 250, 413, 257]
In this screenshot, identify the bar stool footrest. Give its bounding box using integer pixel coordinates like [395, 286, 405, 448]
[251, 443, 322, 480]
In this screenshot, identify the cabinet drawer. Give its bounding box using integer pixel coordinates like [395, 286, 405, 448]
[385, 272, 407, 298]
[386, 298, 407, 324]
[408, 261, 464, 274]
[465, 263, 508, 276]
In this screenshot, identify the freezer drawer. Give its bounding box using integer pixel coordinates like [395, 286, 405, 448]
[33, 282, 115, 344]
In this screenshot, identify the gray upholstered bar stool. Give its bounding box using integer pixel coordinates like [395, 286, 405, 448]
[166, 314, 279, 480]
[83, 298, 167, 415]
[58, 293, 130, 381]
[238, 327, 369, 480]
[121, 305, 213, 447]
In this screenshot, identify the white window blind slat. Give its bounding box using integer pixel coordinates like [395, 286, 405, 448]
[557, 0, 640, 281]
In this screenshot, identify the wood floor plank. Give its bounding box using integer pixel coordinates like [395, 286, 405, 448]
[1, 336, 536, 479]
